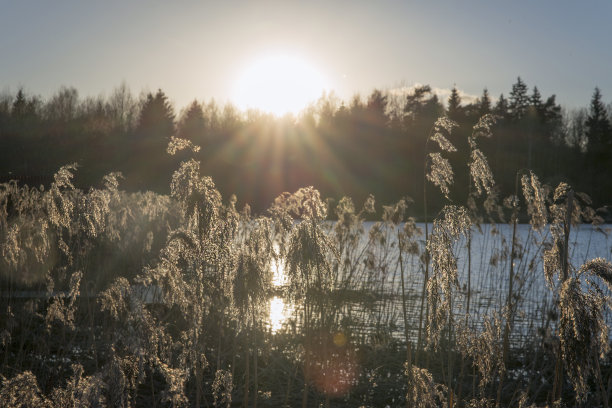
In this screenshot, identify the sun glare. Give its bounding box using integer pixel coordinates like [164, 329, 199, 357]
[233, 54, 330, 116]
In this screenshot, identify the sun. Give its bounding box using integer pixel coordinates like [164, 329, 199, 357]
[233, 53, 330, 116]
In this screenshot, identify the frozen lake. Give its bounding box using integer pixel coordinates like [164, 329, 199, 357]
[268, 221, 612, 347]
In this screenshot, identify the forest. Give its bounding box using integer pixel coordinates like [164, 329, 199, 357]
[1, 78, 612, 407]
[1, 77, 611, 215]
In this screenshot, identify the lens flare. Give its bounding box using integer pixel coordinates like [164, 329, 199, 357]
[304, 330, 358, 397]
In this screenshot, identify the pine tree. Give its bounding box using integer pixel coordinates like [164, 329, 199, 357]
[541, 95, 563, 143]
[584, 87, 612, 203]
[136, 89, 175, 140]
[509, 77, 529, 120]
[12, 89, 28, 118]
[403, 85, 443, 126]
[131, 89, 176, 191]
[585, 87, 612, 153]
[447, 86, 462, 120]
[494, 94, 508, 118]
[478, 88, 491, 117]
[177, 100, 206, 142]
[531, 86, 543, 116]
[531, 87, 542, 106]
[365, 89, 388, 127]
[543, 95, 562, 124]
[404, 85, 432, 120]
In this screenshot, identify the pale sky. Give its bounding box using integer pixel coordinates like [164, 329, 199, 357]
[1, 0, 611, 112]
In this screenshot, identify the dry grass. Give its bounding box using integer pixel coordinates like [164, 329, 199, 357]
[1, 116, 611, 407]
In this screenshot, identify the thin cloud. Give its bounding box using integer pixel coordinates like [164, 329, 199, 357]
[388, 83, 480, 107]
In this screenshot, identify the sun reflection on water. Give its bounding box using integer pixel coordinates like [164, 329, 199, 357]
[268, 296, 293, 333]
[268, 246, 292, 333]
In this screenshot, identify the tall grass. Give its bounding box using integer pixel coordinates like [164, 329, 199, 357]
[1, 115, 611, 407]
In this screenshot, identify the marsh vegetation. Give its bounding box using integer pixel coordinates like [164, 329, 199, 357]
[2, 114, 612, 407]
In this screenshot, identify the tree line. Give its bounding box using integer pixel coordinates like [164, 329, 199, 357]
[1, 78, 611, 215]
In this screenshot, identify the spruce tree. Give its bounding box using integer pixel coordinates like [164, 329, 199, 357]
[177, 100, 206, 142]
[494, 94, 508, 118]
[478, 88, 491, 117]
[531, 86, 543, 116]
[509, 77, 529, 120]
[137, 89, 175, 139]
[10, 89, 38, 124]
[585, 87, 612, 154]
[584, 87, 612, 203]
[132, 89, 176, 191]
[12, 89, 28, 118]
[447, 86, 462, 120]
